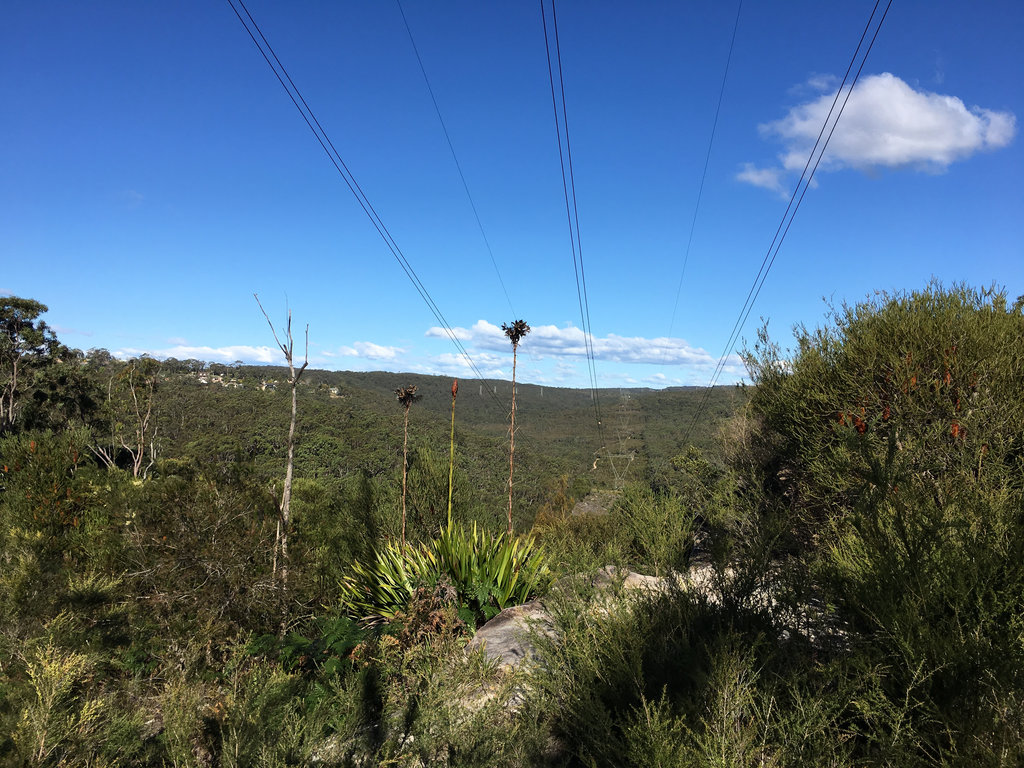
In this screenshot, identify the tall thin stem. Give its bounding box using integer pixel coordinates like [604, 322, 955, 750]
[447, 379, 458, 529]
[508, 342, 518, 537]
[402, 403, 409, 548]
[502, 320, 530, 537]
[395, 384, 419, 548]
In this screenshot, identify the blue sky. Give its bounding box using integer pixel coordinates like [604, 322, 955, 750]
[3, 1, 1021, 388]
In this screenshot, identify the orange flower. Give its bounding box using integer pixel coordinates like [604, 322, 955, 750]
[951, 421, 960, 438]
[451, 379, 459, 399]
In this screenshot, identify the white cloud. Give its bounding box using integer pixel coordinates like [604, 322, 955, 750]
[736, 162, 788, 198]
[426, 319, 502, 346]
[425, 324, 475, 341]
[432, 320, 719, 367]
[338, 341, 404, 360]
[806, 73, 839, 93]
[115, 344, 283, 364]
[740, 73, 1016, 192]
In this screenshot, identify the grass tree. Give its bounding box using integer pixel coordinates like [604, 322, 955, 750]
[502, 320, 530, 536]
[255, 294, 308, 623]
[447, 379, 458, 528]
[395, 384, 420, 548]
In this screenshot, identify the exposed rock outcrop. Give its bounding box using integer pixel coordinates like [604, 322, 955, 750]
[466, 565, 695, 673]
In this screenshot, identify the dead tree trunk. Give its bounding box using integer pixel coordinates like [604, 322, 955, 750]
[255, 294, 308, 631]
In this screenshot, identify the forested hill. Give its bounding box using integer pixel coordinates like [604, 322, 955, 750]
[154, 364, 742, 520]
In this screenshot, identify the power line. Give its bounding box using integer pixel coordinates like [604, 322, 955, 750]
[394, 0, 517, 317]
[540, 0, 604, 437]
[668, 0, 743, 336]
[682, 0, 893, 445]
[226, 0, 505, 412]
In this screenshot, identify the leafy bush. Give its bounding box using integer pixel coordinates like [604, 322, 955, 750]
[433, 521, 551, 624]
[610, 484, 696, 576]
[738, 283, 1024, 757]
[338, 522, 550, 627]
[249, 613, 368, 679]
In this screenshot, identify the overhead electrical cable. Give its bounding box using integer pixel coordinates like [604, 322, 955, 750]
[225, 0, 505, 412]
[668, 0, 743, 336]
[540, 0, 604, 436]
[682, 0, 893, 445]
[394, 0, 517, 317]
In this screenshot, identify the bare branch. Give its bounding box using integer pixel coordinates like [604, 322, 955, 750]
[254, 293, 288, 357]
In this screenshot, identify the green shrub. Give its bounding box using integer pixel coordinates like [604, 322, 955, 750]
[338, 522, 550, 627]
[534, 512, 628, 576]
[738, 283, 1024, 757]
[610, 484, 696, 576]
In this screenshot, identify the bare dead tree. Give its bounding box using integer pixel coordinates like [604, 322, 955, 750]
[255, 294, 308, 617]
[502, 320, 530, 536]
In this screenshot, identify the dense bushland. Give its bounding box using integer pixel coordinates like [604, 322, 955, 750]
[1, 284, 1020, 765]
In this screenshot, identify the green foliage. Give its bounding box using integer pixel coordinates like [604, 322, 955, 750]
[405, 445, 471, 539]
[218, 660, 328, 768]
[535, 512, 628, 575]
[609, 484, 696, 576]
[250, 613, 368, 679]
[12, 642, 107, 765]
[738, 282, 1024, 758]
[0, 297, 58, 434]
[432, 521, 551, 624]
[93, 356, 162, 478]
[337, 538, 436, 625]
[536, 481, 701, 578]
[21, 350, 103, 433]
[338, 522, 550, 627]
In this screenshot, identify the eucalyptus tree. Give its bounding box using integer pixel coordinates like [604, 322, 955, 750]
[0, 297, 57, 433]
[91, 356, 161, 479]
[395, 384, 420, 548]
[502, 319, 530, 536]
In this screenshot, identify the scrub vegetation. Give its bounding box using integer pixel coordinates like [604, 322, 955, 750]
[0, 282, 1021, 766]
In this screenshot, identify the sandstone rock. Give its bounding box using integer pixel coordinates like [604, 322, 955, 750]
[569, 490, 619, 517]
[466, 565, 680, 673]
[464, 599, 556, 672]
